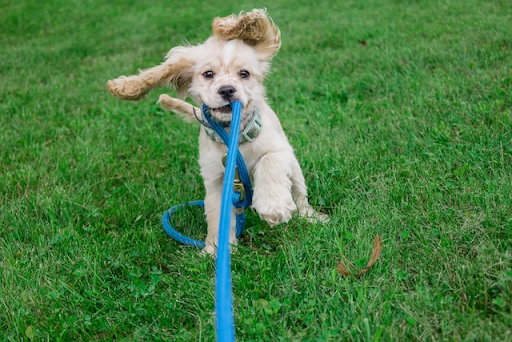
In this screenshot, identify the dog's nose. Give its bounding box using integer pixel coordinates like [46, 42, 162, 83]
[218, 86, 236, 100]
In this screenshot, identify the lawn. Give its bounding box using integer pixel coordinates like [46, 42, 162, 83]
[1, 0, 511, 340]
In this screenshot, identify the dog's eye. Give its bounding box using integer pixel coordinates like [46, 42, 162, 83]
[239, 70, 250, 79]
[203, 71, 214, 79]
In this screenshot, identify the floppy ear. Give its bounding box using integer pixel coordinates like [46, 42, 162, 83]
[107, 46, 196, 101]
[212, 8, 281, 62]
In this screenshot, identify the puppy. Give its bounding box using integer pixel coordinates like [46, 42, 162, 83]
[107, 9, 327, 255]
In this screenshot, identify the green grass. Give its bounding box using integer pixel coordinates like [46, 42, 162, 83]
[1, 0, 511, 340]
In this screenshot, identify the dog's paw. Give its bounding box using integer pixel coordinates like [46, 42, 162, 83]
[297, 204, 330, 224]
[307, 211, 330, 224]
[201, 244, 217, 258]
[200, 241, 238, 258]
[253, 196, 297, 226]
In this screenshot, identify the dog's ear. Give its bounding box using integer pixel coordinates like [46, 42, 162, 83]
[107, 46, 196, 101]
[212, 8, 281, 62]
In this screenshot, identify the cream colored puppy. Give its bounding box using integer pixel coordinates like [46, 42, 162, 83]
[107, 9, 327, 255]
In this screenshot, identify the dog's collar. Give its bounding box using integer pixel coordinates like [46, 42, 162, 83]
[199, 106, 262, 144]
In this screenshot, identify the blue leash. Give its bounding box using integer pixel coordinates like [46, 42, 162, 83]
[161, 103, 252, 248]
[162, 200, 206, 248]
[214, 100, 242, 342]
[162, 101, 250, 341]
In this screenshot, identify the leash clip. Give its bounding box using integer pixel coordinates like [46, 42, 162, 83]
[234, 178, 246, 201]
[222, 153, 246, 201]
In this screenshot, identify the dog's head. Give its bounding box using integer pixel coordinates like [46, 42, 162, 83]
[179, 37, 270, 121]
[107, 9, 280, 121]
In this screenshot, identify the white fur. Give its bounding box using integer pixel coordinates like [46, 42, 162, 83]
[162, 38, 327, 256]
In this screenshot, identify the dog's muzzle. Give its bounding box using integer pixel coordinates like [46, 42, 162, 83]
[210, 104, 234, 114]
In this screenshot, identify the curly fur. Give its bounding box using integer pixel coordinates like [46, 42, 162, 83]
[212, 9, 281, 59]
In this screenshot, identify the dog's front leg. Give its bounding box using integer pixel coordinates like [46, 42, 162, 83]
[252, 152, 297, 226]
[158, 94, 199, 122]
[203, 179, 237, 256]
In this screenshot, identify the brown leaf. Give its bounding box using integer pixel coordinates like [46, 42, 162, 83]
[336, 259, 351, 276]
[336, 235, 382, 277]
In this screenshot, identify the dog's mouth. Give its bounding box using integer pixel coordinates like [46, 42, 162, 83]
[210, 104, 234, 114]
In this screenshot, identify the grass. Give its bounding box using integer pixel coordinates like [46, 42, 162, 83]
[1, 0, 511, 340]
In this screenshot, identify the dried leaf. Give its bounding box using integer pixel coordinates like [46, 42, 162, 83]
[355, 235, 382, 277]
[336, 235, 382, 277]
[336, 259, 351, 276]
